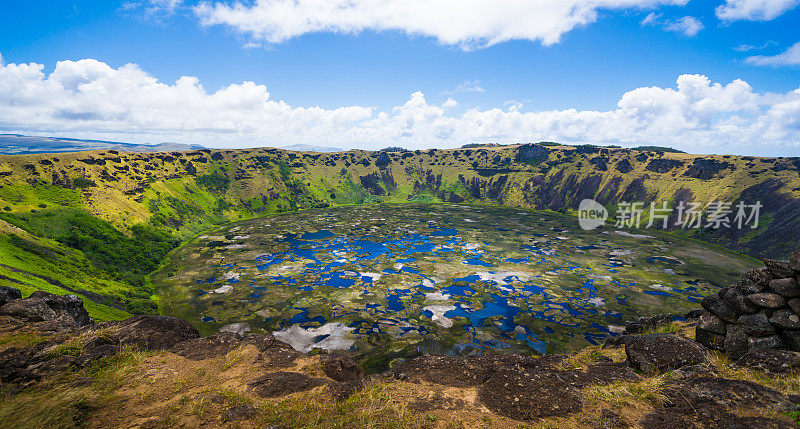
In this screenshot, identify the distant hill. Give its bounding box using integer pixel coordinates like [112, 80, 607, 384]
[0, 134, 205, 154]
[283, 143, 343, 152]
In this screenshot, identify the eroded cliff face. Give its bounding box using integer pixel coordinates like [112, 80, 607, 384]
[1, 285, 799, 428]
[1, 144, 798, 258]
[0, 143, 797, 325]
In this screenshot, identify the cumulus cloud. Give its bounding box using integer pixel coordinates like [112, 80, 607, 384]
[641, 13, 703, 36]
[193, 0, 689, 49]
[716, 0, 800, 21]
[745, 42, 800, 66]
[0, 56, 799, 155]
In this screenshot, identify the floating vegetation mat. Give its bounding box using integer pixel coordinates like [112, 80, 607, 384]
[153, 204, 757, 369]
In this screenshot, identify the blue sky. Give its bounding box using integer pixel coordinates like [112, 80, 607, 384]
[0, 0, 798, 155]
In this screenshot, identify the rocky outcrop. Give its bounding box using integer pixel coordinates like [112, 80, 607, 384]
[390, 352, 640, 421]
[0, 286, 22, 307]
[1, 284, 799, 427]
[696, 250, 800, 359]
[642, 377, 794, 428]
[625, 333, 709, 373]
[683, 158, 733, 180]
[77, 315, 199, 350]
[375, 151, 391, 168]
[735, 349, 800, 374]
[0, 288, 198, 387]
[0, 291, 92, 329]
[645, 158, 684, 173]
[514, 143, 548, 163]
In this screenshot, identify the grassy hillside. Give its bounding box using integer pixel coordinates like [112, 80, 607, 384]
[0, 143, 798, 320]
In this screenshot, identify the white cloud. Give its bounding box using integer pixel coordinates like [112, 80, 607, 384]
[716, 0, 800, 21]
[641, 13, 703, 36]
[641, 12, 662, 25]
[664, 16, 704, 36]
[443, 80, 486, 95]
[733, 40, 778, 52]
[123, 0, 183, 20]
[193, 0, 689, 49]
[0, 56, 799, 155]
[745, 42, 800, 66]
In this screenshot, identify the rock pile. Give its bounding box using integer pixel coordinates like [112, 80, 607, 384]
[696, 249, 800, 359]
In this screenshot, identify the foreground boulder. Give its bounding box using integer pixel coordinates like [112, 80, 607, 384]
[643, 377, 794, 428]
[321, 353, 364, 383]
[625, 333, 709, 373]
[82, 315, 199, 350]
[248, 371, 328, 398]
[735, 349, 800, 374]
[478, 367, 582, 421]
[0, 286, 22, 307]
[0, 290, 92, 329]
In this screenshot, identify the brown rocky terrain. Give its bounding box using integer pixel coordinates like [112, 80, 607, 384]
[2, 278, 800, 428]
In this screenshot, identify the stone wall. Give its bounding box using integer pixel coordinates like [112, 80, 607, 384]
[696, 250, 800, 359]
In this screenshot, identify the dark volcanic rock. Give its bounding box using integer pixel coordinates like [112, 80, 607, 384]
[0, 291, 92, 328]
[248, 372, 327, 398]
[789, 298, 800, 315]
[393, 355, 497, 387]
[615, 158, 632, 173]
[749, 335, 785, 352]
[783, 330, 800, 352]
[695, 327, 725, 351]
[514, 143, 548, 163]
[666, 377, 790, 409]
[643, 377, 793, 428]
[764, 259, 795, 279]
[769, 309, 800, 329]
[75, 337, 118, 366]
[790, 250, 800, 272]
[722, 287, 759, 314]
[171, 333, 249, 360]
[624, 314, 673, 334]
[698, 311, 726, 334]
[738, 312, 775, 336]
[736, 349, 800, 374]
[86, 316, 199, 350]
[478, 367, 582, 421]
[221, 404, 256, 422]
[683, 158, 732, 180]
[701, 294, 738, 323]
[725, 324, 750, 360]
[670, 363, 720, 380]
[645, 158, 683, 173]
[748, 292, 786, 309]
[625, 334, 708, 373]
[770, 277, 800, 298]
[375, 151, 391, 168]
[184, 161, 197, 175]
[736, 268, 771, 294]
[581, 361, 641, 386]
[321, 354, 364, 383]
[0, 286, 22, 307]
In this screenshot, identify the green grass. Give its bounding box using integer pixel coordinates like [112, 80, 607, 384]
[0, 230, 131, 321]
